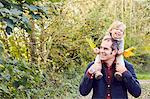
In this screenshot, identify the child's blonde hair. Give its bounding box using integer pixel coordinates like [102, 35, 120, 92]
[107, 20, 126, 32]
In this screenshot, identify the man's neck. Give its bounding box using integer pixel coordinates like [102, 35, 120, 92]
[104, 57, 115, 67]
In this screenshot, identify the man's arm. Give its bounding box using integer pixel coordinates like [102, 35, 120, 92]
[79, 62, 94, 96]
[122, 60, 141, 98]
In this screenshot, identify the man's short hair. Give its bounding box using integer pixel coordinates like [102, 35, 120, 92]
[102, 36, 118, 51]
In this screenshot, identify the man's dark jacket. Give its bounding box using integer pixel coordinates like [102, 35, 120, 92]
[79, 60, 141, 99]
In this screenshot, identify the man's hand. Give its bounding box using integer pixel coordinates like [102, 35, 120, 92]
[115, 64, 127, 74]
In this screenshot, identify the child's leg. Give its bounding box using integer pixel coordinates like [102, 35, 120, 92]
[94, 54, 103, 79]
[115, 55, 125, 81]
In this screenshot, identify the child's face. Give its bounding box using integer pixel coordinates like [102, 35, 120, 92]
[110, 26, 124, 40]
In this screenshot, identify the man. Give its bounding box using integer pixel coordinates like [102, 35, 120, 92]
[79, 36, 141, 99]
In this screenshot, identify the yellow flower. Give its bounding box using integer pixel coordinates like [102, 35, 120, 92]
[86, 38, 96, 49]
[123, 47, 136, 58]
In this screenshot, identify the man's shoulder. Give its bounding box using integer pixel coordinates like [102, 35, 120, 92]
[84, 61, 94, 73]
[124, 60, 134, 68]
[87, 61, 94, 67]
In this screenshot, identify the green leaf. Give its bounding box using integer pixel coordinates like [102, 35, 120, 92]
[24, 4, 38, 11]
[0, 2, 4, 8]
[6, 26, 12, 35]
[37, 6, 49, 18]
[38, 6, 48, 15]
[0, 59, 3, 64]
[29, 5, 38, 11]
[31, 13, 42, 20]
[0, 41, 4, 54]
[24, 23, 32, 32]
[3, 18, 14, 35]
[0, 84, 10, 94]
[22, 15, 29, 24]
[1, 72, 11, 81]
[9, 16, 18, 23]
[13, 80, 20, 88]
[21, 76, 27, 86]
[21, 16, 32, 32]
[5, 18, 14, 29]
[10, 8, 22, 16]
[0, 1, 11, 9]
[0, 8, 10, 17]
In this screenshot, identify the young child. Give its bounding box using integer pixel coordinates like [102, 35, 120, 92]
[93, 20, 126, 80]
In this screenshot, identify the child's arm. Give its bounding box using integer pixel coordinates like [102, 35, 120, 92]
[116, 39, 125, 67]
[93, 47, 101, 64]
[117, 39, 124, 55]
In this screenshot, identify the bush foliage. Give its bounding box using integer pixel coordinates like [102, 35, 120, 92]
[0, 0, 149, 98]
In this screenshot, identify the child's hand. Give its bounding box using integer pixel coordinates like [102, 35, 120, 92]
[93, 47, 100, 54]
[88, 63, 101, 74]
[115, 63, 127, 74]
[117, 50, 124, 55]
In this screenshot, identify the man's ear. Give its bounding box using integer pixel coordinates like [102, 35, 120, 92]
[109, 29, 113, 33]
[112, 49, 118, 56]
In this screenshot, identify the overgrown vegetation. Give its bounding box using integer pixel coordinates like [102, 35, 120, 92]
[137, 73, 150, 80]
[0, 0, 149, 98]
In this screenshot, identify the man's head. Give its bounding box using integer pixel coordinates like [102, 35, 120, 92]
[108, 20, 126, 40]
[99, 36, 118, 61]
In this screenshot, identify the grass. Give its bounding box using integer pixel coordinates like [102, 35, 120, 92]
[137, 73, 150, 80]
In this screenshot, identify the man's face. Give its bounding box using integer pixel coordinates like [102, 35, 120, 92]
[110, 26, 124, 40]
[99, 39, 116, 61]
